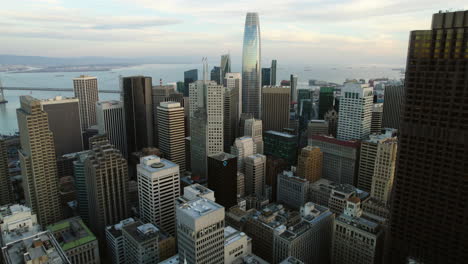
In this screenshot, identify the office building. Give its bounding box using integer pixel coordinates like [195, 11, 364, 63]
[181, 184, 215, 202]
[307, 120, 329, 137]
[47, 216, 100, 264]
[309, 135, 359, 185]
[273, 202, 334, 264]
[297, 146, 322, 182]
[105, 218, 136, 264]
[224, 73, 241, 152]
[332, 198, 383, 264]
[96, 100, 127, 157]
[261, 86, 290, 132]
[231, 137, 255, 173]
[208, 153, 238, 209]
[388, 11, 468, 263]
[220, 54, 231, 82]
[290, 74, 298, 104]
[266, 156, 288, 202]
[157, 102, 186, 173]
[324, 108, 338, 137]
[270, 60, 277, 86]
[73, 75, 99, 131]
[371, 103, 383, 134]
[224, 226, 252, 264]
[276, 171, 310, 210]
[211, 66, 221, 85]
[189, 80, 224, 179]
[264, 131, 297, 165]
[17, 96, 63, 226]
[40, 96, 83, 157]
[137, 156, 180, 235]
[244, 154, 266, 197]
[85, 136, 129, 239]
[71, 151, 91, 223]
[357, 132, 397, 196]
[242, 12, 262, 119]
[0, 204, 41, 246]
[183, 69, 198, 97]
[1, 231, 70, 264]
[318, 87, 334, 119]
[261, 68, 271, 87]
[381, 83, 404, 130]
[337, 82, 373, 140]
[176, 198, 225, 264]
[122, 76, 154, 154]
[122, 222, 159, 264]
[243, 118, 263, 154]
[0, 138, 12, 205]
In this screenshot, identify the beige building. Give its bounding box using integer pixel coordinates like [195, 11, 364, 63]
[224, 226, 252, 264]
[244, 118, 264, 154]
[244, 154, 266, 197]
[296, 146, 323, 183]
[17, 95, 63, 226]
[157, 102, 186, 173]
[261, 86, 290, 132]
[73, 75, 99, 131]
[371, 103, 383, 134]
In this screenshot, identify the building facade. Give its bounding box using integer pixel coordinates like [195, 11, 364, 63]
[261, 86, 290, 132]
[243, 118, 263, 154]
[73, 75, 99, 131]
[370, 103, 383, 134]
[122, 222, 160, 264]
[208, 153, 238, 209]
[277, 171, 310, 210]
[96, 100, 127, 157]
[264, 131, 297, 165]
[105, 218, 136, 264]
[296, 146, 322, 183]
[244, 154, 266, 197]
[381, 83, 404, 130]
[223, 73, 241, 152]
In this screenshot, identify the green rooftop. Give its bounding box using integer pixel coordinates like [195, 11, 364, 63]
[47, 217, 97, 251]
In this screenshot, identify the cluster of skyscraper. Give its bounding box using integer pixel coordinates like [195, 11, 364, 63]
[0, 10, 467, 264]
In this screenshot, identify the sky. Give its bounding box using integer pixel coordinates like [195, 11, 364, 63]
[1, 0, 467, 66]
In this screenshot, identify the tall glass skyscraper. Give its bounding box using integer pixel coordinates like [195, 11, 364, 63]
[220, 54, 231, 82]
[242, 12, 261, 119]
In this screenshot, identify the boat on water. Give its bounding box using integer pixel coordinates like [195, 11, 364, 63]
[55, 74, 64, 77]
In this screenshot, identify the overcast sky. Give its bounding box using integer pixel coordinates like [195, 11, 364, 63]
[1, 0, 466, 66]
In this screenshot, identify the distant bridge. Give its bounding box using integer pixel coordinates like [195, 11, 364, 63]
[2, 86, 120, 94]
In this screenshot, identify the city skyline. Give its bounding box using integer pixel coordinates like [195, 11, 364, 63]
[2, 1, 468, 65]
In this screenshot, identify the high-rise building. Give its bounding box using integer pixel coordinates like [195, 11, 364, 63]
[96, 100, 127, 157]
[332, 198, 383, 264]
[210, 66, 221, 85]
[307, 120, 329, 137]
[223, 73, 241, 152]
[220, 54, 231, 82]
[85, 136, 129, 239]
[270, 60, 277, 86]
[208, 153, 238, 209]
[277, 171, 310, 210]
[324, 108, 338, 137]
[266, 156, 289, 202]
[244, 154, 266, 197]
[0, 138, 12, 205]
[189, 80, 224, 179]
[261, 68, 271, 87]
[122, 222, 160, 264]
[244, 118, 263, 154]
[137, 156, 180, 235]
[157, 102, 185, 173]
[231, 137, 256, 173]
[40, 96, 83, 157]
[290, 74, 298, 104]
[176, 198, 225, 264]
[73, 75, 98, 131]
[183, 69, 198, 97]
[336, 82, 373, 140]
[264, 131, 297, 165]
[122, 76, 154, 154]
[309, 135, 359, 185]
[370, 103, 383, 134]
[297, 146, 322, 183]
[152, 84, 184, 147]
[17, 96, 63, 226]
[357, 132, 397, 195]
[318, 87, 334, 119]
[105, 218, 136, 264]
[388, 11, 468, 263]
[381, 83, 404, 130]
[261, 86, 290, 132]
[71, 151, 91, 223]
[242, 12, 261, 119]
[47, 216, 100, 264]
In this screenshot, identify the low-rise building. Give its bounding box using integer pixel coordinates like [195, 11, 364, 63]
[122, 222, 160, 264]
[105, 218, 136, 264]
[0, 204, 41, 246]
[277, 171, 310, 210]
[224, 226, 252, 264]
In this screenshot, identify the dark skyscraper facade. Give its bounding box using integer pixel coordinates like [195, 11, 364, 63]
[261, 68, 271, 87]
[122, 76, 154, 155]
[382, 83, 404, 130]
[271, 60, 277, 86]
[184, 69, 198, 97]
[388, 11, 468, 264]
[242, 12, 261, 119]
[210, 66, 221, 85]
[208, 152, 238, 209]
[220, 54, 231, 82]
[318, 87, 334, 119]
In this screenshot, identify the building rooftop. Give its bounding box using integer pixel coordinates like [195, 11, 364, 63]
[159, 101, 181, 108]
[159, 254, 181, 264]
[178, 198, 224, 219]
[122, 222, 159, 244]
[280, 256, 305, 264]
[265, 130, 296, 139]
[209, 152, 236, 161]
[2, 231, 70, 264]
[0, 204, 41, 246]
[224, 226, 250, 247]
[105, 218, 136, 239]
[139, 155, 178, 173]
[233, 254, 269, 264]
[47, 217, 96, 251]
[310, 135, 360, 148]
[40, 96, 78, 105]
[337, 213, 381, 235]
[183, 184, 215, 202]
[96, 100, 122, 107]
[279, 170, 308, 183]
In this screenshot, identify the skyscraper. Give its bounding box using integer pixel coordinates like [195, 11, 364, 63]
[270, 60, 277, 86]
[152, 84, 184, 147]
[220, 54, 231, 82]
[336, 82, 373, 141]
[17, 96, 63, 226]
[208, 152, 238, 209]
[223, 73, 241, 152]
[122, 222, 160, 264]
[137, 155, 180, 235]
[318, 87, 335, 119]
[183, 69, 198, 97]
[388, 11, 468, 263]
[210, 66, 221, 85]
[297, 146, 322, 183]
[157, 102, 185, 173]
[370, 103, 383, 134]
[261, 68, 271, 87]
[40, 96, 83, 157]
[0, 137, 13, 205]
[73, 75, 99, 131]
[96, 100, 127, 158]
[231, 136, 256, 173]
[244, 118, 264, 154]
[242, 12, 261, 118]
[261, 86, 290, 132]
[381, 83, 404, 130]
[264, 131, 297, 165]
[290, 74, 298, 104]
[122, 76, 154, 154]
[244, 154, 266, 197]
